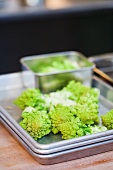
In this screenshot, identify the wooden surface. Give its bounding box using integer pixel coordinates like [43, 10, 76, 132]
[0, 123, 113, 170]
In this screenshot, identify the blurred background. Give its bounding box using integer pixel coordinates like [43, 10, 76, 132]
[1, 0, 111, 9]
[0, 0, 113, 74]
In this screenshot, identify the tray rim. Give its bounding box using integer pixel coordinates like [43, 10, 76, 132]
[1, 117, 113, 165]
[1, 113, 113, 155]
[1, 104, 113, 151]
[0, 73, 113, 151]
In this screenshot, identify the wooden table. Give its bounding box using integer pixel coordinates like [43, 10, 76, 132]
[0, 123, 113, 170]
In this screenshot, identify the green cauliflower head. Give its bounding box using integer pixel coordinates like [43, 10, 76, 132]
[19, 106, 51, 140]
[13, 88, 46, 111]
[101, 109, 113, 130]
[63, 80, 100, 102]
[59, 117, 92, 139]
[73, 95, 99, 125]
[48, 104, 76, 134]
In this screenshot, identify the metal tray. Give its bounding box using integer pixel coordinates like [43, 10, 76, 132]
[20, 51, 95, 93]
[0, 93, 113, 153]
[1, 117, 113, 165]
[1, 111, 113, 155]
[0, 73, 113, 154]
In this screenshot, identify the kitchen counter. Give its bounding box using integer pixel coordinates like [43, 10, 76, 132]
[0, 123, 113, 170]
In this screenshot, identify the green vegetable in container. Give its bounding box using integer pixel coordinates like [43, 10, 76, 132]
[13, 80, 112, 141]
[48, 104, 77, 134]
[72, 95, 99, 125]
[13, 88, 46, 111]
[59, 123, 107, 140]
[29, 56, 82, 93]
[48, 103, 89, 139]
[30, 56, 80, 73]
[58, 118, 91, 139]
[89, 125, 107, 134]
[62, 80, 100, 102]
[48, 104, 106, 140]
[101, 109, 113, 130]
[20, 106, 51, 140]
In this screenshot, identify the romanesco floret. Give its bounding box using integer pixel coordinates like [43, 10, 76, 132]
[48, 104, 76, 134]
[58, 117, 92, 139]
[13, 88, 46, 110]
[59, 123, 107, 139]
[89, 125, 107, 134]
[60, 81, 100, 125]
[73, 95, 99, 125]
[14, 80, 111, 140]
[19, 106, 51, 140]
[48, 104, 97, 139]
[101, 109, 113, 130]
[63, 80, 100, 102]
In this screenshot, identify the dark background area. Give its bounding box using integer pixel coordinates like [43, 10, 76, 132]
[0, 2, 113, 74]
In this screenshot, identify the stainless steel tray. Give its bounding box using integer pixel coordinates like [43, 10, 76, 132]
[0, 93, 113, 153]
[1, 117, 113, 165]
[1, 112, 113, 155]
[0, 72, 113, 153]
